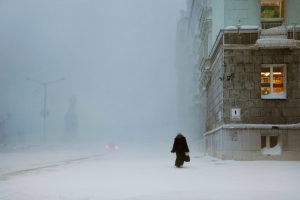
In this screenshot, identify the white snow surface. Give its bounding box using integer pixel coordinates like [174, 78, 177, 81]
[260, 25, 287, 36]
[261, 144, 282, 156]
[224, 25, 259, 30]
[1, 144, 300, 200]
[256, 38, 298, 48]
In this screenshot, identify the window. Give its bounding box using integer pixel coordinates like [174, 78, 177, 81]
[270, 136, 278, 148]
[261, 135, 281, 155]
[261, 64, 286, 99]
[261, 136, 267, 148]
[261, 135, 279, 149]
[261, 0, 284, 18]
[261, 0, 284, 29]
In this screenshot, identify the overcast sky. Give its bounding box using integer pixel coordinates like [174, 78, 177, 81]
[0, 0, 186, 142]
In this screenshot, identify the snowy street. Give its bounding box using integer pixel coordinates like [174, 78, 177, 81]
[1, 145, 300, 200]
[2, 0, 300, 199]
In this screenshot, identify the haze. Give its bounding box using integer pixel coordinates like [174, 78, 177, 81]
[0, 0, 189, 146]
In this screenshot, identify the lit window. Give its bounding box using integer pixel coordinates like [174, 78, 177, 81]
[261, 64, 286, 99]
[261, 0, 284, 18]
[261, 0, 284, 29]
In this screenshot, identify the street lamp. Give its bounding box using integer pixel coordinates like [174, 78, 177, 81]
[26, 77, 65, 143]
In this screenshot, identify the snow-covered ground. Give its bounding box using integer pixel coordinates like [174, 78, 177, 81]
[1, 143, 300, 200]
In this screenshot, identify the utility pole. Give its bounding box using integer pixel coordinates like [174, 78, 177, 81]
[27, 77, 65, 143]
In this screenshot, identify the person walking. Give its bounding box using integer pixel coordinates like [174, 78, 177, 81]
[171, 133, 190, 168]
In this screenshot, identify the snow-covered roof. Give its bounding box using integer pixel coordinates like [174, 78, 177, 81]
[260, 25, 287, 37]
[256, 38, 299, 48]
[224, 25, 259, 30]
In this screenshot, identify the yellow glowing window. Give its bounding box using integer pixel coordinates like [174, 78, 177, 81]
[261, 64, 286, 99]
[261, 68, 271, 95]
[261, 0, 284, 18]
[273, 67, 284, 93]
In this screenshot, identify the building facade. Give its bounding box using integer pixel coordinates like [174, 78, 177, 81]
[177, 0, 300, 160]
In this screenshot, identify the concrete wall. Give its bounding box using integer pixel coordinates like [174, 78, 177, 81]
[205, 128, 300, 160]
[205, 42, 300, 130]
[285, 0, 300, 25]
[222, 129, 260, 151]
[206, 50, 224, 131]
[287, 130, 300, 151]
[206, 129, 262, 160]
[205, 129, 223, 158]
[224, 0, 260, 27]
[223, 49, 300, 124]
[222, 0, 300, 27]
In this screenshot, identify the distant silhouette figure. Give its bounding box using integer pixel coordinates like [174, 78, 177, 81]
[64, 96, 78, 141]
[171, 133, 190, 168]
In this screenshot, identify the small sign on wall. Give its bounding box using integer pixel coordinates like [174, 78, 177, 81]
[231, 108, 241, 120]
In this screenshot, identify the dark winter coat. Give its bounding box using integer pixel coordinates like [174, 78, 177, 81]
[171, 134, 190, 167]
[171, 134, 189, 154]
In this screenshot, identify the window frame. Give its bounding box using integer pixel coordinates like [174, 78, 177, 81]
[260, 0, 285, 29]
[261, 64, 287, 99]
[261, 134, 281, 156]
[260, 0, 284, 19]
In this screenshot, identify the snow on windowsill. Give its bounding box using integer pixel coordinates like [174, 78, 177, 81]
[261, 144, 282, 156]
[261, 92, 286, 99]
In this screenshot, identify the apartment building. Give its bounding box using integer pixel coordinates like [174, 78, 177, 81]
[177, 0, 300, 160]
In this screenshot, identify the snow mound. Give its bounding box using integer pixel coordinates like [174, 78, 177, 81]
[261, 144, 282, 156]
[256, 38, 298, 48]
[224, 25, 259, 30]
[260, 25, 287, 38]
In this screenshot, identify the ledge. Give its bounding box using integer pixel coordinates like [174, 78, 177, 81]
[204, 123, 300, 136]
[256, 38, 300, 48]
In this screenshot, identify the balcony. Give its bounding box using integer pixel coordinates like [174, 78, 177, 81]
[256, 25, 300, 49]
[261, 18, 284, 29]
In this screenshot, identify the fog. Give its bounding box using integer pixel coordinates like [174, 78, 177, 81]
[0, 0, 191, 148]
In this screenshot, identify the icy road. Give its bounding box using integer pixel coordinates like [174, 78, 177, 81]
[1, 145, 300, 200]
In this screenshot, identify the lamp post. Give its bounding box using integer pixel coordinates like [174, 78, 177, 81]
[26, 77, 65, 143]
[0, 114, 9, 146]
